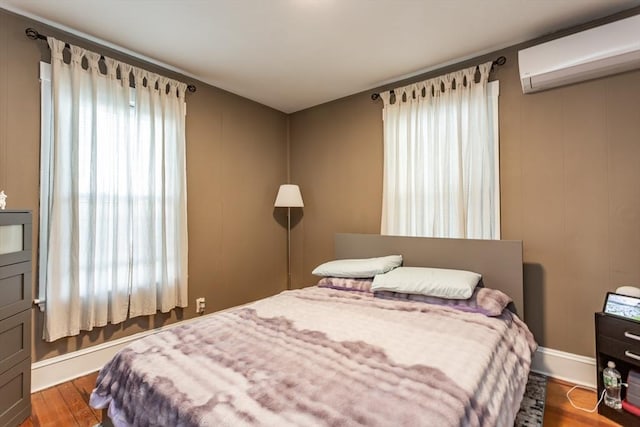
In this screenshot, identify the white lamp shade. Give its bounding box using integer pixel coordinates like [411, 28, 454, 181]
[274, 184, 304, 207]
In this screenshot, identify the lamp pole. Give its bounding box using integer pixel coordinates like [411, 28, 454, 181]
[287, 206, 291, 290]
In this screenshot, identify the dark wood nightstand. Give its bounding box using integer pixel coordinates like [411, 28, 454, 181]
[595, 312, 640, 425]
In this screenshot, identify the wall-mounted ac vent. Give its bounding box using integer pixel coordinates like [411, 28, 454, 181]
[519, 14, 640, 94]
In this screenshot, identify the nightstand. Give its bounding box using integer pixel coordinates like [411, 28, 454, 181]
[595, 312, 640, 424]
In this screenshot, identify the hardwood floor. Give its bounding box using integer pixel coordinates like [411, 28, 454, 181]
[19, 372, 102, 427]
[544, 378, 621, 426]
[17, 374, 624, 426]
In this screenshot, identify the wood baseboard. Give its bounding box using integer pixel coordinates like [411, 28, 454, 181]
[531, 346, 597, 389]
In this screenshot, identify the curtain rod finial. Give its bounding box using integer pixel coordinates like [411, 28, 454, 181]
[490, 56, 507, 72]
[25, 27, 46, 41]
[25, 28, 39, 40]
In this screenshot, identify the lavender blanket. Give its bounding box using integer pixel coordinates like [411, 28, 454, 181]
[90, 287, 536, 426]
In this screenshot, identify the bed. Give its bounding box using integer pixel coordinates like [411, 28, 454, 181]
[90, 233, 536, 426]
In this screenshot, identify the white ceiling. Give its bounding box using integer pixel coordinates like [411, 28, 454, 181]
[1, 0, 639, 113]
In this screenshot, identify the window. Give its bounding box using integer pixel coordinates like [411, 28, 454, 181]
[380, 63, 500, 240]
[38, 38, 189, 341]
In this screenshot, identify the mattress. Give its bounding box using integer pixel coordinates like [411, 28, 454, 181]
[90, 286, 536, 426]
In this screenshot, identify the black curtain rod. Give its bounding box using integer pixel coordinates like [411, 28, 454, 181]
[370, 55, 506, 101]
[25, 28, 197, 93]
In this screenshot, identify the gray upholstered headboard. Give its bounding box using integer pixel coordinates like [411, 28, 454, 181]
[334, 233, 524, 317]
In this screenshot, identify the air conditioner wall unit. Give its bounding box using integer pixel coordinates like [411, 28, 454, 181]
[518, 14, 640, 94]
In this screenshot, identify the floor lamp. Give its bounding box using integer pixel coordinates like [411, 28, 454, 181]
[274, 184, 304, 290]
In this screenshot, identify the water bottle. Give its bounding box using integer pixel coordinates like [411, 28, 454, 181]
[603, 361, 622, 409]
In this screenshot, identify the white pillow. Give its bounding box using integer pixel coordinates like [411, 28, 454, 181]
[371, 266, 482, 299]
[312, 255, 402, 278]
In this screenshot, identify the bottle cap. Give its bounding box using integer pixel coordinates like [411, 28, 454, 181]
[608, 361, 616, 368]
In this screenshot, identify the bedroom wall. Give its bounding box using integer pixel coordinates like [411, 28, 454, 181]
[289, 12, 640, 358]
[0, 9, 289, 361]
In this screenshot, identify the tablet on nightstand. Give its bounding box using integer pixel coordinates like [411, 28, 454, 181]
[604, 292, 640, 322]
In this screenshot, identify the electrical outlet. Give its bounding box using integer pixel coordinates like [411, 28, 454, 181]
[195, 297, 206, 314]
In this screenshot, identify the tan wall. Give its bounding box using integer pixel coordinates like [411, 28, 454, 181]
[3, 5, 640, 362]
[290, 36, 640, 357]
[288, 94, 384, 289]
[0, 9, 289, 361]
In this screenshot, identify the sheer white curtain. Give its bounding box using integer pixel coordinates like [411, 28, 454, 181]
[380, 62, 500, 239]
[39, 37, 188, 341]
